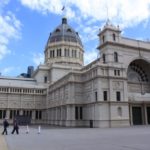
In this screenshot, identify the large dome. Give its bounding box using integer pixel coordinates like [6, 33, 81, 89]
[47, 17, 83, 47]
[44, 17, 84, 67]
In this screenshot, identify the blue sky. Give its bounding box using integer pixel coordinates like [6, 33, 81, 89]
[0, 0, 150, 76]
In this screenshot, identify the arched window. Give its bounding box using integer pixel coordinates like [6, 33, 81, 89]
[102, 35, 105, 43]
[114, 52, 118, 62]
[55, 28, 60, 32]
[67, 28, 72, 32]
[113, 33, 116, 41]
[102, 54, 106, 63]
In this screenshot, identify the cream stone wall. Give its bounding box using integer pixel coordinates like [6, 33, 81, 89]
[0, 20, 150, 127]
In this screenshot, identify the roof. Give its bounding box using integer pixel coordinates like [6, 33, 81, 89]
[47, 17, 83, 47]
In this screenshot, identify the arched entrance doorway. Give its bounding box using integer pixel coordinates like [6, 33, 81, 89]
[127, 59, 150, 125]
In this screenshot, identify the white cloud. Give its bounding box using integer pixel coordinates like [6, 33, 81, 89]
[20, 0, 63, 14]
[19, 0, 150, 64]
[19, 0, 150, 28]
[33, 53, 44, 66]
[1, 66, 14, 75]
[80, 25, 99, 43]
[0, 44, 10, 60]
[0, 3, 21, 60]
[71, 0, 150, 28]
[19, 0, 150, 50]
[84, 49, 98, 65]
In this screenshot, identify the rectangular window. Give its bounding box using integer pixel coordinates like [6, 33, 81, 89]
[114, 70, 117, 76]
[72, 50, 74, 57]
[52, 50, 55, 57]
[72, 50, 77, 58]
[117, 70, 120, 76]
[103, 54, 106, 63]
[44, 76, 47, 83]
[59, 49, 61, 56]
[65, 49, 69, 57]
[27, 111, 29, 116]
[103, 91, 107, 101]
[67, 49, 70, 57]
[36, 111, 38, 119]
[39, 111, 42, 119]
[17, 110, 19, 115]
[57, 49, 59, 56]
[57, 49, 61, 57]
[35, 110, 42, 120]
[114, 70, 120, 76]
[75, 106, 78, 120]
[10, 110, 12, 119]
[116, 91, 121, 101]
[3, 110, 6, 119]
[23, 110, 26, 116]
[50, 50, 55, 58]
[95, 91, 98, 101]
[0, 110, 2, 119]
[80, 107, 83, 120]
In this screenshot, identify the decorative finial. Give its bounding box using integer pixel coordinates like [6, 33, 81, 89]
[106, 18, 110, 25]
[105, 1, 111, 26]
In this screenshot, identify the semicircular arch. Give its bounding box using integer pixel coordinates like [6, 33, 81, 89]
[126, 56, 150, 68]
[127, 58, 150, 83]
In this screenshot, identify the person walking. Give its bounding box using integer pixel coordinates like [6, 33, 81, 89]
[2, 118, 9, 135]
[11, 118, 19, 134]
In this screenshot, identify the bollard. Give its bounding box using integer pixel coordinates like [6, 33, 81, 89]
[90, 120, 93, 128]
[26, 125, 29, 134]
[38, 125, 41, 134]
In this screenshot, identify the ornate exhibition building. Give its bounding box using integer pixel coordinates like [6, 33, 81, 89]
[0, 17, 150, 127]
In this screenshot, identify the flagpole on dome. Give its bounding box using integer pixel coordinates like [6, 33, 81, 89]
[61, 4, 66, 18]
[61, 4, 67, 41]
[61, 0, 67, 17]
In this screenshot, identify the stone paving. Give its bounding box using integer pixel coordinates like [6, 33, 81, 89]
[0, 127, 8, 150]
[0, 125, 150, 150]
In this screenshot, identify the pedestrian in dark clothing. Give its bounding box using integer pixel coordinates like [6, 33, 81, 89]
[11, 119, 19, 134]
[2, 118, 9, 135]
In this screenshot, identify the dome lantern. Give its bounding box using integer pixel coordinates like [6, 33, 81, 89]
[62, 17, 67, 24]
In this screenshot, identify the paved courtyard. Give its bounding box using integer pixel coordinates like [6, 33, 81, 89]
[0, 125, 150, 150]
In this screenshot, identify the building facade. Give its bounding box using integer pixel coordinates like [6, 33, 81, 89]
[0, 18, 150, 127]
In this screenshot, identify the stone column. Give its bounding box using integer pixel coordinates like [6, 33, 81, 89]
[20, 110, 23, 115]
[6, 110, 10, 119]
[129, 104, 133, 126]
[32, 110, 35, 120]
[144, 103, 148, 125]
[62, 47, 64, 57]
[66, 105, 74, 126]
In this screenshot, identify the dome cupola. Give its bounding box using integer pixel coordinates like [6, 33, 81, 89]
[44, 17, 84, 67]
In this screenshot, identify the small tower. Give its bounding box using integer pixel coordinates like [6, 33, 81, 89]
[97, 22, 121, 64]
[98, 21, 121, 45]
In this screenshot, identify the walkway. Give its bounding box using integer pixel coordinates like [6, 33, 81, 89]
[2, 125, 150, 150]
[0, 127, 8, 150]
